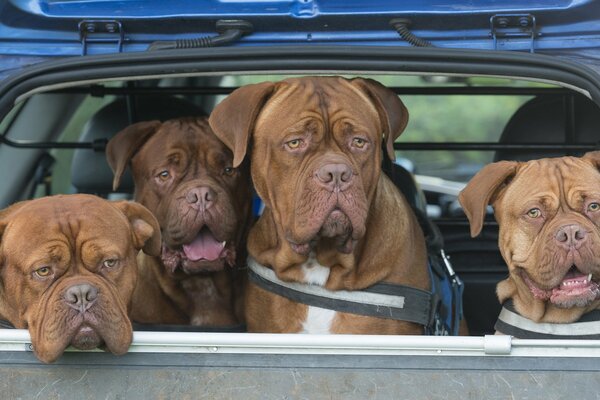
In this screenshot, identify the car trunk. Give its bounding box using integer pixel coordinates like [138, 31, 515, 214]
[0, 45, 598, 396]
[4, 0, 600, 392]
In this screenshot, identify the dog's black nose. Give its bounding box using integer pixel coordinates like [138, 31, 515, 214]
[555, 224, 587, 249]
[316, 163, 353, 191]
[64, 284, 98, 312]
[186, 186, 215, 210]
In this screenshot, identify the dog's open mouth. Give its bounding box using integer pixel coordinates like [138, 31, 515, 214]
[162, 226, 234, 274]
[182, 226, 226, 262]
[523, 266, 600, 308]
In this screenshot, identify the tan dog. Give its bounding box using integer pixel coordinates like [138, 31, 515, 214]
[459, 152, 600, 325]
[209, 77, 430, 334]
[0, 194, 160, 363]
[107, 117, 252, 326]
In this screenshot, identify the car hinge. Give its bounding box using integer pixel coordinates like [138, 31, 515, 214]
[78, 20, 125, 56]
[490, 14, 537, 53]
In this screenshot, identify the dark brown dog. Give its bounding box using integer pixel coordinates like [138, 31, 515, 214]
[459, 152, 600, 324]
[0, 194, 160, 363]
[107, 117, 252, 326]
[209, 77, 430, 334]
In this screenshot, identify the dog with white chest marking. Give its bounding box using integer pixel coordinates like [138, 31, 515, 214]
[209, 76, 431, 334]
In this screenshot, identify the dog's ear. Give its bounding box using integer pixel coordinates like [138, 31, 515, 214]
[458, 161, 520, 237]
[583, 150, 600, 169]
[351, 78, 409, 161]
[0, 201, 30, 329]
[113, 201, 162, 257]
[106, 121, 162, 191]
[0, 201, 29, 246]
[209, 81, 277, 168]
[0, 201, 30, 276]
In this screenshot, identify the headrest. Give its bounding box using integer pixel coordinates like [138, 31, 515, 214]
[385, 162, 428, 214]
[71, 95, 203, 194]
[494, 95, 600, 162]
[383, 162, 444, 251]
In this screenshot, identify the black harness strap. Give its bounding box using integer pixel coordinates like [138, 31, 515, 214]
[248, 259, 435, 327]
[495, 300, 600, 339]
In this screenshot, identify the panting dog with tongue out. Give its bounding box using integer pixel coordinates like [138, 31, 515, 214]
[459, 152, 600, 334]
[107, 117, 253, 327]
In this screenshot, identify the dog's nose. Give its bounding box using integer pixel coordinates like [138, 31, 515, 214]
[186, 187, 215, 210]
[315, 163, 353, 191]
[555, 224, 588, 249]
[64, 284, 98, 312]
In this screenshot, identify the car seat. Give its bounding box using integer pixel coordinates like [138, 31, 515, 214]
[494, 94, 600, 162]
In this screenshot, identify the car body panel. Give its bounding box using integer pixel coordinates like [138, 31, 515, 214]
[0, 0, 599, 58]
[0, 1, 599, 394]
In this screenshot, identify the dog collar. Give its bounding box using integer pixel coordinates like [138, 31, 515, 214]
[495, 299, 600, 339]
[247, 256, 437, 328]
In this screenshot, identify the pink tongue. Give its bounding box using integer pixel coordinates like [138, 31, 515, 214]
[182, 229, 224, 261]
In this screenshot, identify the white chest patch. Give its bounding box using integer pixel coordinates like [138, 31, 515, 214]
[300, 253, 331, 285]
[299, 253, 336, 334]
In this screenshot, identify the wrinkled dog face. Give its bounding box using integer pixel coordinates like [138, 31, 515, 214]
[0, 195, 160, 363]
[209, 77, 408, 256]
[251, 79, 381, 254]
[497, 158, 600, 308]
[108, 117, 251, 274]
[460, 154, 600, 311]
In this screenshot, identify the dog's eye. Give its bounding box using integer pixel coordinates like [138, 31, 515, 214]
[286, 139, 303, 149]
[352, 137, 367, 148]
[223, 166, 235, 176]
[34, 267, 52, 277]
[157, 170, 170, 180]
[588, 202, 600, 212]
[527, 208, 542, 218]
[102, 259, 118, 269]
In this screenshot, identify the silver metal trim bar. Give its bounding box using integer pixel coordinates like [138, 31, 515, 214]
[0, 329, 599, 358]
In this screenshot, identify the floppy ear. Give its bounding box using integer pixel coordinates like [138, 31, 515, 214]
[112, 201, 162, 257]
[106, 121, 162, 191]
[350, 78, 409, 161]
[583, 150, 600, 168]
[458, 161, 520, 237]
[0, 201, 31, 327]
[208, 81, 277, 168]
[0, 201, 30, 245]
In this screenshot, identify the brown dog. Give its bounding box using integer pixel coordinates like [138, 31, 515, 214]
[459, 152, 600, 326]
[209, 77, 430, 334]
[0, 194, 160, 363]
[107, 117, 252, 326]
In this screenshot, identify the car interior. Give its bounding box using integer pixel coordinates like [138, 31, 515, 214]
[1, 73, 599, 337]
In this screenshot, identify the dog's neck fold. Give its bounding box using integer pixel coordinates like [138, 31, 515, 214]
[247, 175, 429, 291]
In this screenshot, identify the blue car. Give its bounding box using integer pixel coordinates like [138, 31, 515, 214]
[0, 0, 599, 397]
